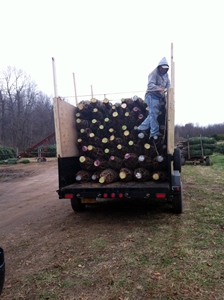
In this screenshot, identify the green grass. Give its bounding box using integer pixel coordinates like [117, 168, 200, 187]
[2, 154, 224, 300]
[211, 153, 224, 169]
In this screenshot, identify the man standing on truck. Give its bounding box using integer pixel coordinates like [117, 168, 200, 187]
[136, 57, 170, 139]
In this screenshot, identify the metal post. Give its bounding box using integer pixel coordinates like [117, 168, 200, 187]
[52, 57, 58, 98]
[73, 72, 78, 106]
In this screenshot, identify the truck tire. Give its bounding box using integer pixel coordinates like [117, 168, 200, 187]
[71, 197, 86, 212]
[181, 157, 185, 166]
[173, 148, 182, 173]
[206, 157, 210, 166]
[172, 184, 183, 214]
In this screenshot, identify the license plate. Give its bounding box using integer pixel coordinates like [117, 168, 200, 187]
[81, 198, 96, 203]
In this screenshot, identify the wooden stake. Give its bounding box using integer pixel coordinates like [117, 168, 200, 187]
[91, 85, 94, 99]
[73, 72, 78, 106]
[52, 57, 58, 98]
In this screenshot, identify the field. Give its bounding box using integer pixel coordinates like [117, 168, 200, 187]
[0, 154, 224, 300]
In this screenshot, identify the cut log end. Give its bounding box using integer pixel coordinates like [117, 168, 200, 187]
[124, 153, 131, 159]
[152, 173, 160, 180]
[99, 177, 105, 183]
[79, 156, 86, 163]
[87, 145, 93, 151]
[94, 160, 100, 167]
[135, 172, 142, 179]
[119, 171, 126, 179]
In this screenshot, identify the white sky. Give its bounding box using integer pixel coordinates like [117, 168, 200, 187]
[0, 0, 223, 126]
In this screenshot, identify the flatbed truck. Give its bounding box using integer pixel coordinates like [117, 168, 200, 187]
[53, 88, 183, 214]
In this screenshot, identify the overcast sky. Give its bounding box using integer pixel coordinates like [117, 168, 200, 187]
[0, 0, 223, 126]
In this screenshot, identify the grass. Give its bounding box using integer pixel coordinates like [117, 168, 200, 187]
[1, 154, 224, 299]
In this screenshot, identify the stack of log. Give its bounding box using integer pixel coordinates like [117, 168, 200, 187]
[75, 97, 168, 184]
[177, 137, 216, 158]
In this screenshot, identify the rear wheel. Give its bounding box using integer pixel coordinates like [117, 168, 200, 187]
[172, 184, 183, 214]
[173, 147, 182, 173]
[206, 157, 210, 166]
[71, 197, 86, 212]
[181, 157, 185, 166]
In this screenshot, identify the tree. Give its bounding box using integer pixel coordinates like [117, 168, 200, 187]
[0, 67, 54, 151]
[175, 122, 224, 142]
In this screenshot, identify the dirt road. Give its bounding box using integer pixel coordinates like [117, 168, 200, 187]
[0, 159, 66, 236]
[0, 159, 80, 299]
[0, 159, 170, 300]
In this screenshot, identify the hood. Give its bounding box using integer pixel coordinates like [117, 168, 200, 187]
[157, 57, 169, 68]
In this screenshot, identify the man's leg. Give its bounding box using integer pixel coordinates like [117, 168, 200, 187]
[137, 94, 151, 131]
[149, 97, 161, 137]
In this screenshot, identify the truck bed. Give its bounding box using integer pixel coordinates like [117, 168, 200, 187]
[62, 180, 169, 189]
[57, 156, 171, 200]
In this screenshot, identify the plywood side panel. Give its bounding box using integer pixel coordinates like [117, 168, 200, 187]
[53, 97, 79, 158]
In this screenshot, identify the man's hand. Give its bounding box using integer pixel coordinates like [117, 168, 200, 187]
[157, 87, 164, 92]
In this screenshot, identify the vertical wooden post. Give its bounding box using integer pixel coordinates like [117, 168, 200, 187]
[167, 43, 175, 159]
[73, 72, 78, 106]
[52, 57, 58, 98]
[91, 85, 94, 99]
[170, 43, 174, 89]
[167, 87, 174, 156]
[171, 43, 175, 125]
[172, 61, 175, 95]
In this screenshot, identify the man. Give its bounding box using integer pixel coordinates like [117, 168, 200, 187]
[137, 57, 170, 139]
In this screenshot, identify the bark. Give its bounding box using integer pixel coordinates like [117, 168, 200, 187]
[123, 153, 139, 170]
[134, 168, 151, 181]
[99, 168, 119, 184]
[108, 155, 123, 171]
[76, 170, 92, 183]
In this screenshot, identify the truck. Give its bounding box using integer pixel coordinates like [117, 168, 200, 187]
[53, 44, 182, 214]
[53, 89, 183, 214]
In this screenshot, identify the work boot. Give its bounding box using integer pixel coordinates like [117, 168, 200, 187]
[134, 126, 148, 133]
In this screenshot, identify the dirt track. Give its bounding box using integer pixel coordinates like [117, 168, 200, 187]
[0, 159, 83, 298]
[1, 159, 164, 300]
[0, 159, 170, 300]
[0, 160, 66, 236]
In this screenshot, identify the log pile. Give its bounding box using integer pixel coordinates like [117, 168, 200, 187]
[176, 137, 216, 158]
[75, 97, 168, 183]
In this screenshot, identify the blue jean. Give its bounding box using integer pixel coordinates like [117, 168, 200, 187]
[137, 93, 162, 137]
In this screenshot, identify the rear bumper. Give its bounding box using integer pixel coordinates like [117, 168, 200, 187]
[58, 181, 172, 200]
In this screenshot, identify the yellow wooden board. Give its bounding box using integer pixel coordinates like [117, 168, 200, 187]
[53, 97, 79, 158]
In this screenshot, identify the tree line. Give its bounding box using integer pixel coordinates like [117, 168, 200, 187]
[175, 123, 224, 142]
[0, 67, 55, 152]
[0, 67, 223, 152]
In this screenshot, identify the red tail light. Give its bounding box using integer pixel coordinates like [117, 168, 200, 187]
[156, 193, 166, 199]
[65, 194, 73, 199]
